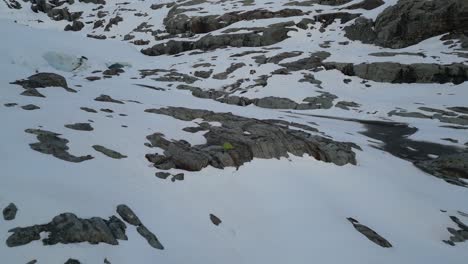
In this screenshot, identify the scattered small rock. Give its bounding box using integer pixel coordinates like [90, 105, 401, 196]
[209, 214, 222, 226]
[95, 94, 124, 104]
[21, 104, 40, 110]
[3, 203, 18, 221]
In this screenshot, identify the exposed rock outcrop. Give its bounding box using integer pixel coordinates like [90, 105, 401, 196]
[116, 204, 164, 250]
[347, 217, 392, 248]
[25, 129, 94, 163]
[345, 0, 468, 48]
[142, 25, 296, 56]
[165, 8, 305, 35]
[324, 62, 468, 84]
[145, 107, 357, 171]
[7, 213, 127, 247]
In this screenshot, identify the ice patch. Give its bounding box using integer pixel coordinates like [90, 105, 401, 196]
[43, 51, 88, 72]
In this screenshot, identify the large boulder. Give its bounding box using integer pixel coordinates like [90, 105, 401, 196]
[345, 0, 468, 48]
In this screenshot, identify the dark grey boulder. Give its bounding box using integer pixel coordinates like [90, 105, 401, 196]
[347, 217, 392, 248]
[194, 70, 213, 79]
[155, 172, 171, 179]
[64, 259, 81, 264]
[11, 72, 70, 90]
[209, 214, 222, 226]
[80, 107, 98, 113]
[92, 145, 127, 159]
[21, 104, 40, 111]
[65, 123, 94, 131]
[137, 225, 164, 250]
[254, 97, 298, 109]
[94, 94, 124, 104]
[3, 203, 18, 221]
[116, 204, 164, 250]
[116, 204, 142, 226]
[64, 20, 84, 31]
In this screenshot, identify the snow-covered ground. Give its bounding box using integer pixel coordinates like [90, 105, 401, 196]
[0, 0, 467, 263]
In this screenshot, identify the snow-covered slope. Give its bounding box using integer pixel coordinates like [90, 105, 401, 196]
[1, 0, 467, 263]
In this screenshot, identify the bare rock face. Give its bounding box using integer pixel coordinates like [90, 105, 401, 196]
[142, 24, 296, 56]
[343, 0, 384, 10]
[324, 62, 468, 84]
[164, 8, 305, 35]
[6, 213, 127, 247]
[30, 0, 82, 22]
[345, 0, 468, 48]
[347, 217, 392, 248]
[144, 107, 357, 172]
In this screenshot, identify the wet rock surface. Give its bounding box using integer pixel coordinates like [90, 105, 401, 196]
[25, 129, 94, 163]
[145, 107, 357, 171]
[347, 217, 392, 248]
[360, 120, 467, 187]
[415, 153, 468, 187]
